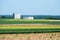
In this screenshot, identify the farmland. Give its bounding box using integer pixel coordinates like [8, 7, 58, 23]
[0, 19, 60, 24]
[0, 19, 60, 33]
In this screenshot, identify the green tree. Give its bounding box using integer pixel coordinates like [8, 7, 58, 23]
[1, 16, 6, 18]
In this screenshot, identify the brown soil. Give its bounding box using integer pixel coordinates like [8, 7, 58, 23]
[0, 24, 60, 27]
[0, 33, 60, 40]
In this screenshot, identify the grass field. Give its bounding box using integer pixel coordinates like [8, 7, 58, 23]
[0, 19, 60, 24]
[0, 19, 60, 33]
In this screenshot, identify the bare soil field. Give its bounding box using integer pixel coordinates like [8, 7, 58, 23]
[0, 33, 60, 40]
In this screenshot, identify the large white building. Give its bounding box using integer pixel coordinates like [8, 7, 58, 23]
[13, 13, 34, 19]
[13, 13, 21, 19]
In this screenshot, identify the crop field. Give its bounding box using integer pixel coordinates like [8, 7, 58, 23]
[0, 19, 60, 33]
[0, 19, 60, 24]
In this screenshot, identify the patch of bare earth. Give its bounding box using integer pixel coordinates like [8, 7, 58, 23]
[0, 33, 60, 40]
[0, 24, 60, 27]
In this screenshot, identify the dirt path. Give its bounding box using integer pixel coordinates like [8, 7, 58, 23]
[0, 24, 60, 27]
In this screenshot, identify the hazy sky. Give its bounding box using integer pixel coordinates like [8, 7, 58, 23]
[0, 0, 60, 15]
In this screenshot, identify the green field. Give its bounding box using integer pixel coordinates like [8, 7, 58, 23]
[0, 26, 60, 34]
[0, 19, 60, 33]
[0, 19, 60, 24]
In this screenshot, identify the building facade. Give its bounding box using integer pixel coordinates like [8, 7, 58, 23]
[13, 13, 21, 19]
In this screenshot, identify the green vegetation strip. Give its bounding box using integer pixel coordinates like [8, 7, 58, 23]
[0, 19, 60, 24]
[0, 27, 60, 34]
[0, 26, 60, 29]
[0, 28, 60, 34]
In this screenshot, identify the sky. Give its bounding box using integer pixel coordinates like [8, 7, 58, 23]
[0, 0, 60, 15]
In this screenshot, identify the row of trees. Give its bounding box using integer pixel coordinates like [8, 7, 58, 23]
[46, 17, 60, 20]
[0, 16, 13, 19]
[1, 16, 6, 18]
[0, 16, 60, 20]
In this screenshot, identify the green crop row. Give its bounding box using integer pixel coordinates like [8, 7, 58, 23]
[0, 19, 60, 24]
[0, 28, 60, 34]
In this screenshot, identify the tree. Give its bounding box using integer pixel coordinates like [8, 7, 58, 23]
[1, 16, 6, 18]
[47, 17, 54, 19]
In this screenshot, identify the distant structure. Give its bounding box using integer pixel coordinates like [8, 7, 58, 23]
[23, 16, 34, 19]
[13, 13, 34, 19]
[27, 16, 34, 19]
[13, 13, 21, 19]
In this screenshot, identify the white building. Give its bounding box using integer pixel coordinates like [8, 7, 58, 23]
[23, 16, 34, 19]
[13, 13, 21, 19]
[28, 17, 34, 19]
